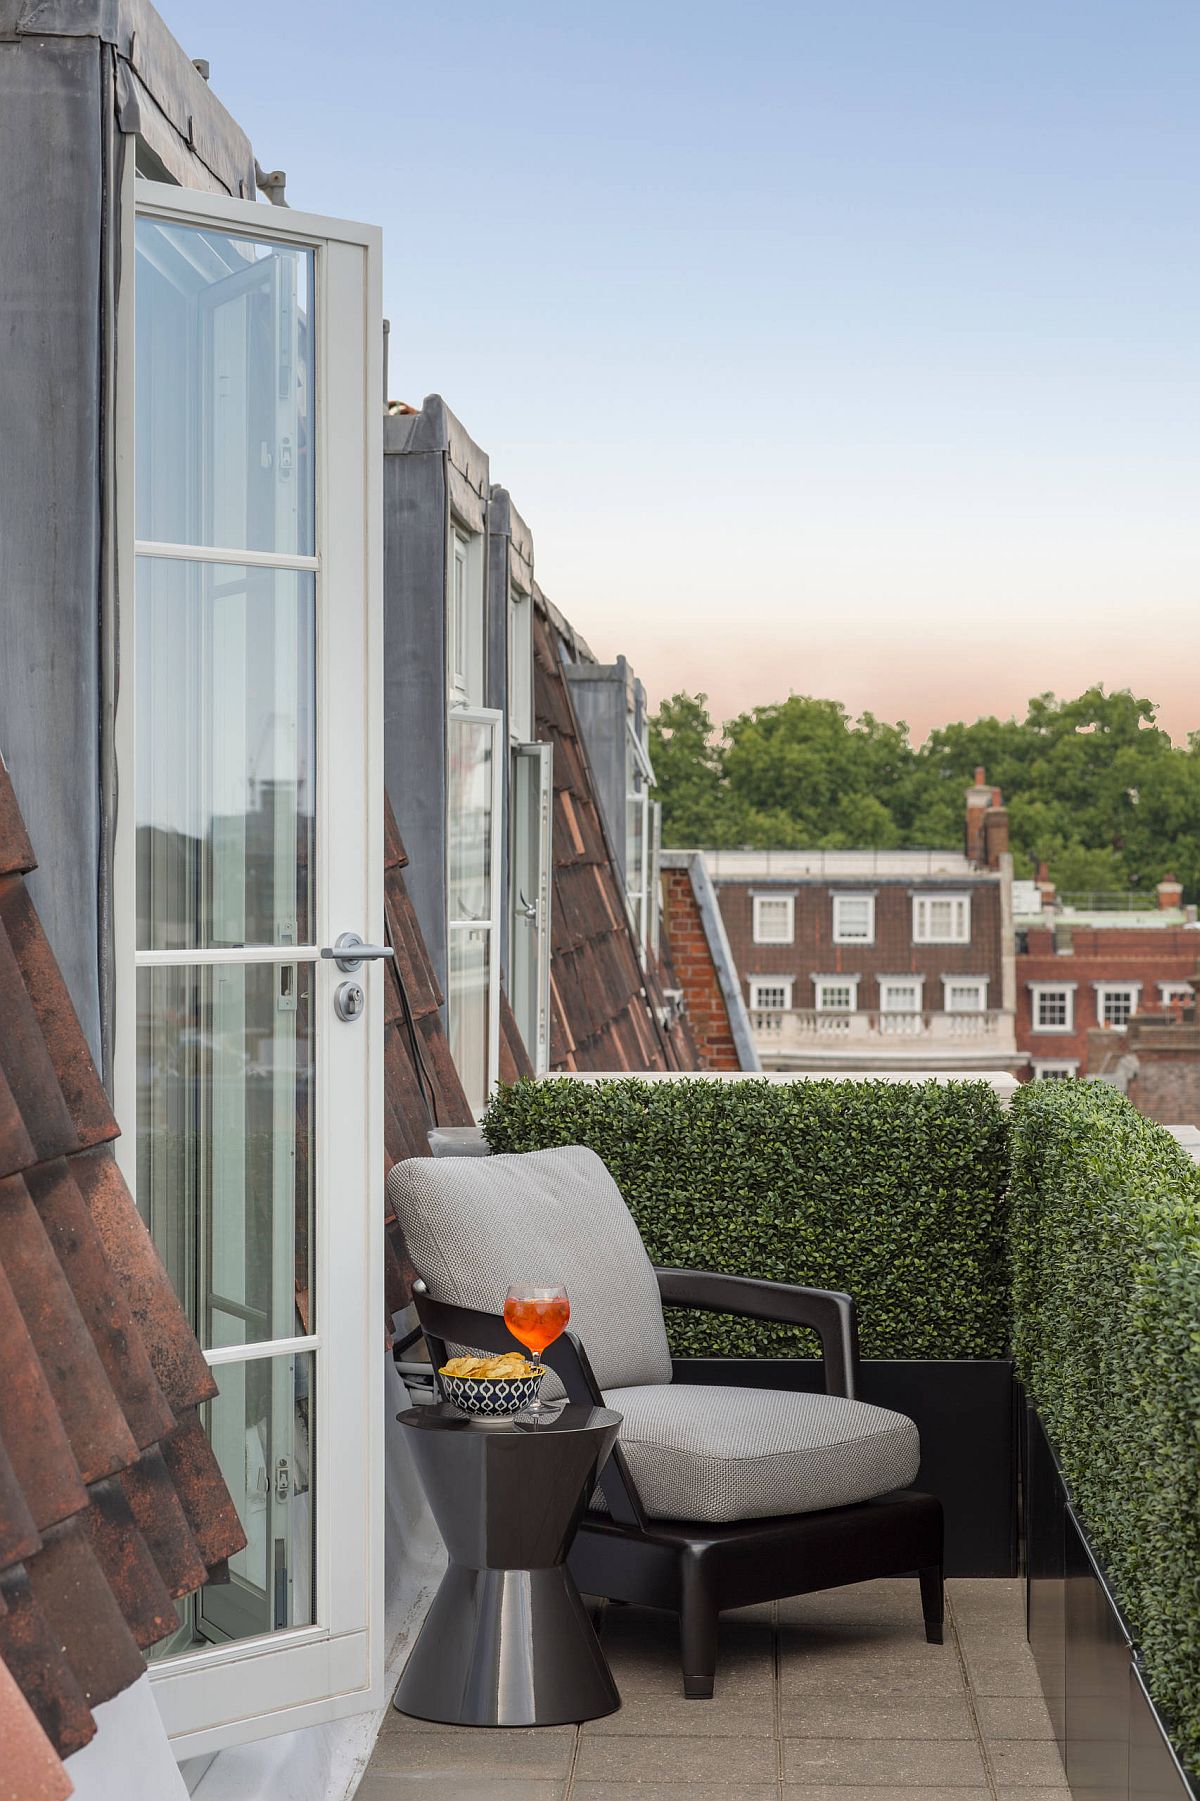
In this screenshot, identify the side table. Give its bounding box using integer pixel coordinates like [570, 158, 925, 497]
[393, 1402, 622, 1727]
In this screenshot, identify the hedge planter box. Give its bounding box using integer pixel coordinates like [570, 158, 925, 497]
[674, 1357, 1015, 1576]
[1024, 1403, 1198, 1801]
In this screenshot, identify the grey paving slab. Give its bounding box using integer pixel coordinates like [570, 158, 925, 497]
[783, 1736, 989, 1787]
[985, 1740, 1068, 1786]
[584, 1683, 776, 1736]
[574, 1733, 779, 1785]
[780, 1638, 967, 1698]
[355, 1779, 565, 1801]
[961, 1649, 1044, 1697]
[782, 1790, 990, 1800]
[367, 1724, 574, 1778]
[573, 1786, 777, 1801]
[779, 1695, 975, 1740]
[975, 1694, 1056, 1740]
[995, 1791, 1071, 1800]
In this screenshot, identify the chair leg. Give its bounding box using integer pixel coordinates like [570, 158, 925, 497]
[919, 1563, 944, 1645]
[679, 1558, 718, 1698]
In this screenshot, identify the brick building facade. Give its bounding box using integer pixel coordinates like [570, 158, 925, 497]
[692, 773, 1022, 1073]
[1015, 876, 1200, 1080]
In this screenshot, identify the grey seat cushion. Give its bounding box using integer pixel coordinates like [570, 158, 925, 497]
[387, 1144, 673, 1393]
[597, 1383, 921, 1524]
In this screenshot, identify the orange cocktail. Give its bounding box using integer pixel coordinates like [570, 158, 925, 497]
[503, 1287, 570, 1359]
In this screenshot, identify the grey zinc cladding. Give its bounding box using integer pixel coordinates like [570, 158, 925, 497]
[0, 1, 256, 1068]
[565, 655, 641, 888]
[383, 396, 491, 1001]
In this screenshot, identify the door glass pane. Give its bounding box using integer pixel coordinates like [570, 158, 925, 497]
[448, 927, 490, 1117]
[200, 1351, 315, 1646]
[136, 558, 315, 951]
[448, 715, 494, 923]
[136, 219, 313, 555]
[136, 963, 314, 1347]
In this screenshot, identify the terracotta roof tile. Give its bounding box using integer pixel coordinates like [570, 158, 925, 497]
[0, 758, 35, 882]
[72, 1149, 217, 1416]
[0, 1653, 73, 1801]
[0, 1565, 96, 1757]
[0, 760, 247, 1769]
[118, 1450, 208, 1601]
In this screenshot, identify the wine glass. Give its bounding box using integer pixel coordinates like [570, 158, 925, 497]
[503, 1285, 570, 1419]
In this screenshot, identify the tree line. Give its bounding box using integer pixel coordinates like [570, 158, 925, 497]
[649, 686, 1200, 900]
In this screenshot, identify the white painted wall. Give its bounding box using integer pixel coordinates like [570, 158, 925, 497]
[65, 1676, 189, 1801]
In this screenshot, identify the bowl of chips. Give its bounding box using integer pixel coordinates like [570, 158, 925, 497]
[438, 1352, 547, 1417]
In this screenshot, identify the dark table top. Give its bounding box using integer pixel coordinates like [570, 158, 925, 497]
[398, 1402, 621, 1439]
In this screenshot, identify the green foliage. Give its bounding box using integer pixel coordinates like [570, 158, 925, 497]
[1009, 1083, 1200, 1769]
[484, 1077, 1011, 1360]
[650, 683, 1200, 900]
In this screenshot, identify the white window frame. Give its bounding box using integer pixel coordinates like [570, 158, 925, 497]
[911, 892, 971, 944]
[1029, 981, 1076, 1033]
[1032, 1060, 1079, 1080]
[832, 892, 875, 944]
[749, 977, 794, 1011]
[942, 975, 989, 1013]
[116, 178, 384, 1754]
[879, 975, 925, 1012]
[447, 704, 505, 1114]
[814, 974, 861, 1012]
[1094, 981, 1141, 1028]
[752, 892, 795, 945]
[1158, 981, 1195, 1005]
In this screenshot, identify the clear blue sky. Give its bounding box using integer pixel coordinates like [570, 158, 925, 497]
[177, 1, 1199, 741]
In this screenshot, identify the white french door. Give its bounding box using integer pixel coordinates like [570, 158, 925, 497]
[115, 178, 383, 1753]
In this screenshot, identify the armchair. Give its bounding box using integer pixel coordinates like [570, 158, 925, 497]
[393, 1145, 944, 1698]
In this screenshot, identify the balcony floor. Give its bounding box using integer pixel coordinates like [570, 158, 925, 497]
[359, 1577, 1065, 1800]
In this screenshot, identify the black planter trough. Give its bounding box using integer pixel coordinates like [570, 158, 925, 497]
[672, 1357, 1015, 1577]
[1023, 1400, 1198, 1801]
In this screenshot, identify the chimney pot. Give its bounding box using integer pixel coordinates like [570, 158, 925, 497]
[974, 766, 987, 786]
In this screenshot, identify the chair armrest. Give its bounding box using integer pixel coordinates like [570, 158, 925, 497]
[654, 1267, 861, 1400]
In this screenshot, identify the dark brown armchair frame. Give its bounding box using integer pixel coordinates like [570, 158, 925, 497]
[408, 1267, 943, 1697]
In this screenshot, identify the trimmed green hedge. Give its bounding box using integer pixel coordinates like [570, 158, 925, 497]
[1009, 1082, 1200, 1771]
[483, 1077, 1011, 1359]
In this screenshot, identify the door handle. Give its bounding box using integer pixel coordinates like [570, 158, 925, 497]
[320, 932, 395, 974]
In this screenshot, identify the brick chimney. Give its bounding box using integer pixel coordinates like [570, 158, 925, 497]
[1157, 873, 1184, 912]
[966, 768, 1009, 870]
[965, 766, 991, 866]
[1036, 859, 1057, 916]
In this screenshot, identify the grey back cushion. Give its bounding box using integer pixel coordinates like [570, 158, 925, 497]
[387, 1144, 673, 1393]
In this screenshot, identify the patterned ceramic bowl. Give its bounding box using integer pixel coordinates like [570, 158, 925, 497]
[440, 1367, 546, 1416]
